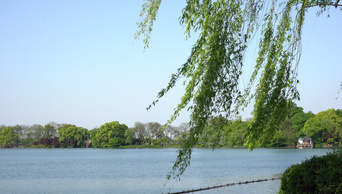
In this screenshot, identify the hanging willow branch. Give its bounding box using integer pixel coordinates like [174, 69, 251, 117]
[136, 0, 341, 180]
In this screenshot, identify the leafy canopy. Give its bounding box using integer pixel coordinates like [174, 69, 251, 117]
[136, 0, 342, 180]
[96, 121, 128, 148]
[303, 109, 342, 144]
[0, 127, 17, 148]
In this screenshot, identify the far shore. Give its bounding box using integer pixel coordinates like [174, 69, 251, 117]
[2, 144, 340, 149]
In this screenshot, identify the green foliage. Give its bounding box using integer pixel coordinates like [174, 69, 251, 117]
[89, 128, 100, 147]
[133, 122, 146, 145]
[125, 128, 135, 145]
[43, 123, 57, 139]
[269, 130, 287, 147]
[206, 117, 229, 147]
[287, 101, 304, 118]
[26, 124, 44, 141]
[146, 122, 163, 139]
[12, 125, 26, 145]
[225, 119, 248, 147]
[137, 0, 342, 179]
[0, 127, 17, 148]
[279, 118, 297, 147]
[265, 118, 296, 147]
[336, 109, 342, 117]
[135, 0, 162, 48]
[96, 121, 128, 148]
[292, 111, 315, 134]
[0, 113, 340, 150]
[279, 149, 342, 193]
[303, 109, 341, 144]
[58, 125, 89, 148]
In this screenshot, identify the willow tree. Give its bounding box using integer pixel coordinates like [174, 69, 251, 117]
[136, 0, 342, 180]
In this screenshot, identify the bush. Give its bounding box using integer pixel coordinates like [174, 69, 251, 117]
[279, 149, 342, 193]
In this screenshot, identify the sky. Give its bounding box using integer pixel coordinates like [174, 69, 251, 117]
[0, 1, 341, 129]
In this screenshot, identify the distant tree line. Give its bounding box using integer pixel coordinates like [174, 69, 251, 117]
[0, 104, 341, 148]
[198, 103, 342, 148]
[0, 121, 190, 148]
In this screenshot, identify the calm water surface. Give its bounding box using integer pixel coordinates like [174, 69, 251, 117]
[0, 148, 331, 193]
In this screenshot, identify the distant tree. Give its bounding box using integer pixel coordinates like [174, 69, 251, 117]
[177, 123, 190, 134]
[336, 110, 342, 144]
[198, 117, 227, 147]
[269, 130, 287, 147]
[74, 127, 89, 147]
[287, 102, 304, 118]
[303, 109, 340, 145]
[12, 125, 28, 145]
[58, 125, 89, 148]
[268, 118, 296, 147]
[43, 123, 57, 139]
[163, 125, 174, 139]
[133, 122, 146, 145]
[89, 127, 100, 147]
[125, 128, 135, 145]
[172, 123, 190, 143]
[0, 127, 17, 148]
[176, 132, 188, 144]
[280, 118, 297, 147]
[57, 124, 75, 147]
[336, 109, 342, 117]
[209, 117, 230, 146]
[25, 124, 44, 142]
[96, 121, 128, 148]
[224, 119, 248, 147]
[291, 111, 315, 137]
[146, 122, 163, 139]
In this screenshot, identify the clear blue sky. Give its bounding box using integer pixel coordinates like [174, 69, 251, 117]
[1, 1, 341, 129]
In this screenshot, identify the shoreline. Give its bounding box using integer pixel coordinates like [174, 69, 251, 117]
[2, 145, 340, 149]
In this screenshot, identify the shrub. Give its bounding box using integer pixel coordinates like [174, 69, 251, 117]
[279, 149, 342, 193]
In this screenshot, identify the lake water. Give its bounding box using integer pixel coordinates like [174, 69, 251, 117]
[0, 148, 331, 193]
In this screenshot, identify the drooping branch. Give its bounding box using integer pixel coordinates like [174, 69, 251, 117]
[136, 0, 341, 180]
[303, 2, 342, 9]
[135, 0, 162, 49]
